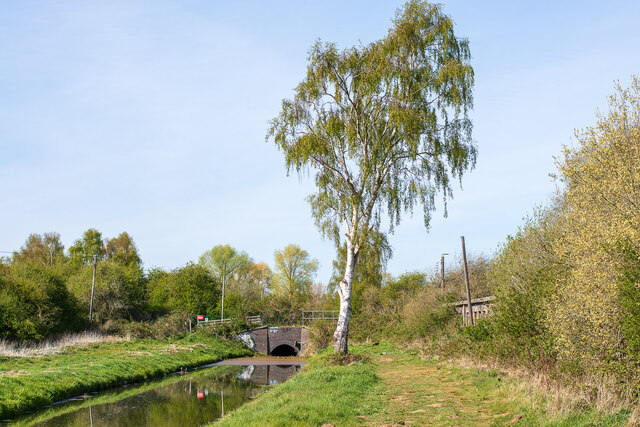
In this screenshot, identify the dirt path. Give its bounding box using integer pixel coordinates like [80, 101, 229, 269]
[364, 353, 524, 426]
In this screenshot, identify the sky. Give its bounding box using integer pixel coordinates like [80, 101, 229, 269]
[1, 1, 640, 284]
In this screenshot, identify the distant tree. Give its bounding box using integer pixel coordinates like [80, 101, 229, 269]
[105, 232, 141, 267]
[229, 262, 272, 301]
[147, 264, 220, 316]
[13, 232, 65, 266]
[273, 244, 319, 302]
[69, 229, 105, 264]
[252, 262, 273, 298]
[309, 281, 330, 310]
[198, 245, 252, 319]
[268, 0, 475, 353]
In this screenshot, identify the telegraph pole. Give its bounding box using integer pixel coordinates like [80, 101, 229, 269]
[89, 254, 97, 328]
[440, 253, 449, 292]
[460, 236, 474, 326]
[221, 266, 226, 321]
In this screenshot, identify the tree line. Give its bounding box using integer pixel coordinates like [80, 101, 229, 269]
[0, 229, 327, 340]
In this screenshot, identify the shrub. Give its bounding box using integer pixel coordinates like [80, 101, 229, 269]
[0, 264, 83, 339]
[306, 320, 335, 352]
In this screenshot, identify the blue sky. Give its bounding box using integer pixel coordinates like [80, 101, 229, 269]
[2, 1, 639, 284]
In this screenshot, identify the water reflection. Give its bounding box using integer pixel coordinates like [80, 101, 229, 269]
[7, 360, 302, 427]
[238, 364, 301, 386]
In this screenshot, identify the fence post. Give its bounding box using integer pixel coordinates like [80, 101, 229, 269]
[461, 236, 474, 326]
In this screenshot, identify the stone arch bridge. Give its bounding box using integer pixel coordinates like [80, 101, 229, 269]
[236, 326, 309, 356]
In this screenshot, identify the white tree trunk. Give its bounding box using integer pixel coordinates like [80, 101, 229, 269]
[334, 239, 358, 354]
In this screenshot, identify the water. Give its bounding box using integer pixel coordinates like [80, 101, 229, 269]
[6, 358, 304, 427]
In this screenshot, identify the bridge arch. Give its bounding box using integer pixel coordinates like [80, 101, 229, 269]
[270, 344, 298, 356]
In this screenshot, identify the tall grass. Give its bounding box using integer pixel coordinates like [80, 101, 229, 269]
[0, 331, 123, 357]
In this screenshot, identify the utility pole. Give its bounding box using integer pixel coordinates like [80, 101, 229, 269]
[221, 265, 226, 321]
[460, 236, 474, 326]
[440, 253, 449, 292]
[89, 254, 98, 328]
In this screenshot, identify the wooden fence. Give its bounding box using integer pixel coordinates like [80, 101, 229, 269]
[452, 296, 495, 326]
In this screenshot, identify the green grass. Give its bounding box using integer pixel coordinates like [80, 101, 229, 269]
[215, 351, 383, 426]
[215, 342, 631, 426]
[0, 334, 252, 419]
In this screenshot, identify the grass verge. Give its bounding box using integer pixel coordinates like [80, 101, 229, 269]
[214, 350, 383, 426]
[0, 334, 252, 420]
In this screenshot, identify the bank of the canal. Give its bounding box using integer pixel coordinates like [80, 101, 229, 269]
[214, 342, 631, 426]
[0, 334, 252, 420]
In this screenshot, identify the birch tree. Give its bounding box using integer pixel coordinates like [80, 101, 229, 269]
[268, 0, 476, 354]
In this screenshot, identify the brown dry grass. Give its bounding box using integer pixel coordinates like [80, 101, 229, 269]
[438, 353, 632, 420]
[0, 331, 124, 357]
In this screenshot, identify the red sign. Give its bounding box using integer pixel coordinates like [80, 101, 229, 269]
[197, 392, 204, 399]
[196, 315, 204, 320]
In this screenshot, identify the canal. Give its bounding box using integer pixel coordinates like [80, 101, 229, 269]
[4, 357, 305, 426]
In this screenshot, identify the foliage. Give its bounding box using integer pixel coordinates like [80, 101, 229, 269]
[306, 320, 336, 353]
[147, 263, 220, 316]
[195, 318, 256, 340]
[268, 0, 475, 353]
[198, 245, 252, 319]
[69, 228, 105, 264]
[102, 312, 192, 339]
[231, 261, 272, 299]
[104, 232, 141, 267]
[550, 76, 640, 364]
[440, 253, 492, 299]
[12, 232, 65, 266]
[272, 244, 319, 303]
[614, 242, 640, 392]
[0, 264, 82, 339]
[198, 245, 251, 286]
[487, 207, 562, 360]
[66, 260, 146, 323]
[349, 271, 461, 342]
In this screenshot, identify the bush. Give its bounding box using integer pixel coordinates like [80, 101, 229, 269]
[306, 320, 335, 352]
[398, 287, 457, 339]
[195, 319, 255, 340]
[460, 317, 492, 343]
[487, 207, 561, 362]
[102, 312, 191, 339]
[0, 265, 83, 339]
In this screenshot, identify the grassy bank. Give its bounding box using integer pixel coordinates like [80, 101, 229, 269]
[216, 342, 631, 426]
[0, 333, 252, 419]
[215, 351, 382, 426]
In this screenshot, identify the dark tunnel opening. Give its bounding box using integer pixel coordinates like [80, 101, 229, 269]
[270, 344, 298, 356]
